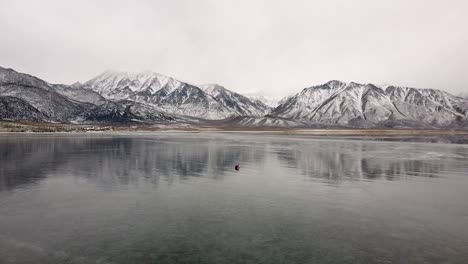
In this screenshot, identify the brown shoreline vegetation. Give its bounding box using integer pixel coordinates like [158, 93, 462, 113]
[1, 120, 468, 136]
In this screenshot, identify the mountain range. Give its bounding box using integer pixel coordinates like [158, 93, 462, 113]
[1, 66, 467, 129]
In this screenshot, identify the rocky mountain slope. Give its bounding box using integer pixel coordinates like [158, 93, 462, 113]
[0, 96, 46, 121]
[199, 84, 271, 116]
[0, 67, 172, 123]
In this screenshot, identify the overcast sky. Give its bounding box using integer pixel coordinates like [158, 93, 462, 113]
[1, 0, 467, 97]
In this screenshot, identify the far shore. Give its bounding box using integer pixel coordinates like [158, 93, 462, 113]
[1, 120, 468, 136]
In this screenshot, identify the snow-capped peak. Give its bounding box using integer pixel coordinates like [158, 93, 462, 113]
[198, 83, 227, 97]
[324, 80, 347, 89]
[83, 70, 183, 98]
[273, 80, 468, 127]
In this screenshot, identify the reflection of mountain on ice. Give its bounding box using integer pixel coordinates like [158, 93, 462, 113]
[1, 135, 462, 191]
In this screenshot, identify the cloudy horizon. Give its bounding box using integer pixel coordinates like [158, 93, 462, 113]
[1, 0, 467, 97]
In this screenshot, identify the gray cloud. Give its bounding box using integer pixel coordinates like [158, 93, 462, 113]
[1, 0, 467, 97]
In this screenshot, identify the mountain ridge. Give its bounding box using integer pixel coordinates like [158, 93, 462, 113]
[273, 81, 468, 128]
[1, 66, 467, 129]
[81, 72, 271, 119]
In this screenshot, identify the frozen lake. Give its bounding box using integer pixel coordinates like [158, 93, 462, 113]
[1, 133, 468, 264]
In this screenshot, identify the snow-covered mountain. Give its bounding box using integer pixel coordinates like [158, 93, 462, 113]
[81, 71, 270, 119]
[1, 65, 468, 129]
[0, 67, 173, 123]
[82, 70, 183, 103]
[199, 84, 271, 116]
[0, 66, 92, 122]
[273, 80, 468, 128]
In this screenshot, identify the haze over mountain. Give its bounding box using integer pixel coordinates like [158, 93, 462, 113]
[2, 0, 467, 99]
[1, 66, 467, 129]
[459, 92, 468, 100]
[244, 92, 282, 108]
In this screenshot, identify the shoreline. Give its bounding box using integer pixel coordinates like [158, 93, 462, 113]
[1, 120, 468, 136]
[1, 129, 468, 136]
